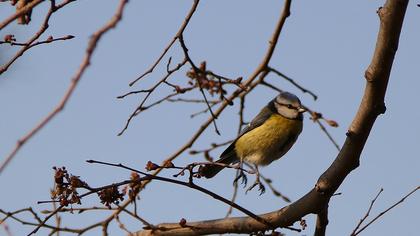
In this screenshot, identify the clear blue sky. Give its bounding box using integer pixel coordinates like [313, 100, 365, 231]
[1, 1, 419, 235]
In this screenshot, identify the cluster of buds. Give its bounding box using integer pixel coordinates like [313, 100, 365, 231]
[3, 34, 16, 43]
[186, 61, 227, 96]
[309, 111, 338, 127]
[98, 185, 124, 209]
[145, 160, 174, 171]
[51, 167, 87, 207]
[127, 172, 142, 200]
[145, 161, 159, 171]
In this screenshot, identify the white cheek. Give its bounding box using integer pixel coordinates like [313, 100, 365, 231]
[278, 107, 298, 119]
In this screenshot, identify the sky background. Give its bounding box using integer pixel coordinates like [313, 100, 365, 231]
[1, 0, 419, 235]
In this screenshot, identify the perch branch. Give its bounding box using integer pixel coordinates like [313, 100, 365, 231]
[133, 0, 408, 235]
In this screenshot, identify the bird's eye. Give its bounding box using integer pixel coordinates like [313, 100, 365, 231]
[287, 104, 293, 109]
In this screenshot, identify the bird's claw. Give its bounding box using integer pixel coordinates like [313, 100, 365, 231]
[233, 170, 248, 187]
[258, 183, 266, 195]
[245, 180, 266, 195]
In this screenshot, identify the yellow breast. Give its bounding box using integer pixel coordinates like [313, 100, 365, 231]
[234, 114, 302, 165]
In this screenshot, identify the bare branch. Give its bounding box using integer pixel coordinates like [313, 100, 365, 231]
[86, 160, 273, 228]
[0, 207, 85, 234]
[352, 186, 419, 236]
[110, 7, 293, 232]
[267, 66, 318, 100]
[261, 80, 340, 150]
[0, 0, 76, 75]
[117, 58, 188, 135]
[135, 0, 292, 191]
[129, 0, 200, 86]
[0, 0, 45, 30]
[0, 0, 129, 174]
[0, 34, 74, 46]
[314, 206, 328, 236]
[351, 188, 384, 235]
[237, 96, 246, 134]
[133, 0, 409, 235]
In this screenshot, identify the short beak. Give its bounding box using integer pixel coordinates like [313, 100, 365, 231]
[298, 107, 307, 113]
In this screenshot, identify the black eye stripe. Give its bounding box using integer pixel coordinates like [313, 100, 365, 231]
[275, 102, 297, 110]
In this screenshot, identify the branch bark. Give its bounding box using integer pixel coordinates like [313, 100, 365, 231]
[133, 0, 409, 235]
[314, 206, 328, 236]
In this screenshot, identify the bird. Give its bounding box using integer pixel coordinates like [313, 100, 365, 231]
[199, 91, 305, 193]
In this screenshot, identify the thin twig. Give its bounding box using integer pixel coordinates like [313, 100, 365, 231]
[225, 169, 240, 218]
[115, 214, 132, 235]
[0, 208, 85, 234]
[261, 80, 340, 151]
[315, 119, 340, 151]
[167, 98, 220, 104]
[131, 1, 411, 235]
[129, 0, 200, 86]
[0, 0, 77, 75]
[118, 58, 188, 135]
[352, 186, 419, 236]
[28, 206, 63, 235]
[189, 140, 233, 155]
[102, 0, 293, 232]
[189, 100, 221, 118]
[268, 66, 318, 100]
[0, 0, 45, 31]
[52, 201, 61, 236]
[351, 188, 384, 235]
[178, 34, 221, 135]
[87, 160, 274, 228]
[0, 35, 74, 46]
[117, 59, 187, 99]
[0, 0, 129, 175]
[238, 96, 246, 134]
[40, 206, 155, 232]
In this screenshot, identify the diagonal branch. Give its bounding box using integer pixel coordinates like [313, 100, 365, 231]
[267, 66, 318, 100]
[135, 0, 292, 190]
[260, 80, 340, 150]
[0, 0, 45, 30]
[129, 0, 200, 86]
[101, 0, 293, 230]
[0, 0, 77, 75]
[352, 186, 419, 236]
[351, 188, 384, 235]
[133, 0, 408, 235]
[0, 0, 129, 175]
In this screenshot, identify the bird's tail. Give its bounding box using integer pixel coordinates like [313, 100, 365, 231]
[199, 152, 237, 178]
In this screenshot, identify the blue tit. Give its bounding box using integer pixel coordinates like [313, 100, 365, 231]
[200, 92, 305, 190]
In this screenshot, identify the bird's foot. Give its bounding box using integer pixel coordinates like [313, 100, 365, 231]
[245, 178, 266, 195]
[245, 165, 265, 195]
[233, 170, 248, 187]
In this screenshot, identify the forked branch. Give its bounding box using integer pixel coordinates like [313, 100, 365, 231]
[133, 0, 409, 235]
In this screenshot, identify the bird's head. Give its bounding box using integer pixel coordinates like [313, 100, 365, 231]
[273, 92, 306, 119]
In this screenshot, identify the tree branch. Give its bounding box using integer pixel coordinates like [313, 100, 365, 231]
[351, 186, 419, 236]
[0, 0, 77, 75]
[314, 206, 328, 236]
[0, 0, 45, 30]
[0, 0, 129, 175]
[132, 0, 293, 191]
[133, 0, 408, 235]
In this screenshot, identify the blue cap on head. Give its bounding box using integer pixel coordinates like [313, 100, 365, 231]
[273, 92, 305, 119]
